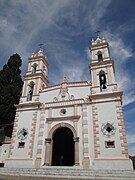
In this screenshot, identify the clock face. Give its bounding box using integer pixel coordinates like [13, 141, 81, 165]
[17, 128, 28, 140]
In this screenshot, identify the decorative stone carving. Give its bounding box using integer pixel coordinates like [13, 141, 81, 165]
[101, 122, 116, 137]
[17, 128, 28, 140]
[53, 86, 74, 102]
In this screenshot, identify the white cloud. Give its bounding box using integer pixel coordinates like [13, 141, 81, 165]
[1, 0, 134, 107]
[126, 134, 135, 156]
[101, 31, 135, 106]
[127, 134, 135, 144]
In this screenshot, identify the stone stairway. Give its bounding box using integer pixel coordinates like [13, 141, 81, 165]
[0, 167, 135, 180]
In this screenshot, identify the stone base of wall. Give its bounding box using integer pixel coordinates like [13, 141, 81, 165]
[83, 157, 90, 169]
[5, 159, 33, 168]
[93, 158, 133, 170]
[35, 158, 41, 168]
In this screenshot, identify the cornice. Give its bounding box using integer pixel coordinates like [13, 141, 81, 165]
[47, 115, 80, 122]
[89, 91, 123, 103]
[45, 99, 85, 108]
[89, 60, 114, 68]
[15, 102, 42, 111]
[42, 81, 91, 93]
[28, 56, 48, 67]
[23, 73, 48, 86]
[90, 42, 109, 50]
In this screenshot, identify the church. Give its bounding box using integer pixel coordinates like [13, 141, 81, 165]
[1, 36, 133, 170]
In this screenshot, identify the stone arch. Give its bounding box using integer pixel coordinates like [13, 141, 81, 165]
[32, 63, 37, 74]
[44, 123, 79, 166]
[27, 81, 35, 101]
[99, 70, 107, 91]
[97, 50, 103, 62]
[48, 122, 77, 139]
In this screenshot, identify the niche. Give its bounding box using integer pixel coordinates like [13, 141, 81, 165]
[97, 51, 103, 62]
[32, 63, 37, 74]
[105, 141, 115, 148]
[18, 142, 25, 148]
[27, 81, 35, 101]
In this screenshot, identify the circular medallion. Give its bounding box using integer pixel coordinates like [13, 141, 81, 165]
[101, 122, 116, 137]
[17, 128, 28, 140]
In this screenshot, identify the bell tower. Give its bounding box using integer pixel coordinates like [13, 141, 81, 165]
[89, 36, 118, 94]
[21, 48, 48, 102]
[89, 36, 132, 169]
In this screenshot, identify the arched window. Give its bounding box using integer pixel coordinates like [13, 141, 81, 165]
[27, 81, 34, 101]
[99, 70, 107, 91]
[97, 51, 103, 62]
[32, 63, 37, 74]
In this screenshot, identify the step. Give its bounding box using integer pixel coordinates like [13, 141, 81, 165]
[0, 167, 135, 180]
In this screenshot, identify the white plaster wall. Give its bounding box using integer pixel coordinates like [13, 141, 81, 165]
[40, 85, 90, 104]
[68, 86, 90, 100]
[40, 89, 60, 103]
[52, 106, 73, 118]
[93, 159, 133, 170]
[5, 159, 33, 168]
[11, 110, 35, 158]
[96, 101, 123, 157]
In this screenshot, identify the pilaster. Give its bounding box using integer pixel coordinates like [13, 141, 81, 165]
[35, 106, 45, 168]
[82, 103, 90, 169]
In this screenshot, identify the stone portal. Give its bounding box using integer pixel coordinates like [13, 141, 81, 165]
[52, 127, 74, 166]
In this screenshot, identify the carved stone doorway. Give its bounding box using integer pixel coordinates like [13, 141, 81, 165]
[52, 127, 74, 166]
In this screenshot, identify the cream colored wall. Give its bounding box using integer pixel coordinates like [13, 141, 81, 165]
[9, 110, 40, 160]
[97, 101, 124, 157]
[40, 85, 90, 104]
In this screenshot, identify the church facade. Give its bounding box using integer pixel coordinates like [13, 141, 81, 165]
[3, 36, 133, 170]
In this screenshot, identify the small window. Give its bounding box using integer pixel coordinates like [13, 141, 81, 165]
[18, 142, 25, 148]
[105, 141, 115, 148]
[60, 109, 66, 116]
[97, 51, 103, 62]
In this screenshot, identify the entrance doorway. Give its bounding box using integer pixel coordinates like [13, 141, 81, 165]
[52, 127, 74, 166]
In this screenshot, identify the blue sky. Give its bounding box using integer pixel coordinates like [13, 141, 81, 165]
[0, 0, 135, 156]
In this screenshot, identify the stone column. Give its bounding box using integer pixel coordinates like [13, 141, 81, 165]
[44, 138, 51, 166]
[73, 105, 78, 132]
[74, 137, 79, 166]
